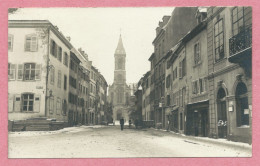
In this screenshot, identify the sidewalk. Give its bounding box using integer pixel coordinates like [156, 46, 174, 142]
[150, 128, 252, 152]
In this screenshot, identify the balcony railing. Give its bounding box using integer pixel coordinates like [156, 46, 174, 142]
[229, 26, 252, 56]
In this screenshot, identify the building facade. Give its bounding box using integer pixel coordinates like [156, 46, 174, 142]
[141, 72, 151, 121]
[142, 7, 252, 143]
[68, 49, 81, 126]
[8, 20, 72, 125]
[149, 7, 198, 129]
[206, 7, 252, 143]
[8, 20, 108, 129]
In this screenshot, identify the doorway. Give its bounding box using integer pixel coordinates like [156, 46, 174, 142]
[217, 88, 227, 138]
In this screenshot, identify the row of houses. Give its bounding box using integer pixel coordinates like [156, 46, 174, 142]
[136, 7, 252, 143]
[8, 20, 108, 130]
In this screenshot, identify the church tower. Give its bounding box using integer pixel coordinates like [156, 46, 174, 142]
[108, 34, 131, 121]
[114, 34, 126, 86]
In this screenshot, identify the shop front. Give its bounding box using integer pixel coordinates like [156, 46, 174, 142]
[186, 100, 209, 137]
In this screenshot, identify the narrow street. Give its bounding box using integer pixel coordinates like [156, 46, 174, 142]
[8, 126, 251, 158]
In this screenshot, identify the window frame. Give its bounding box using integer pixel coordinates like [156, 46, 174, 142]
[50, 39, 57, 57]
[214, 19, 225, 62]
[232, 7, 245, 36]
[24, 63, 36, 81]
[25, 34, 38, 52]
[194, 42, 201, 65]
[22, 93, 34, 112]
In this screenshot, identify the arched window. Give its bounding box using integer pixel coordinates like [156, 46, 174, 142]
[236, 82, 249, 126]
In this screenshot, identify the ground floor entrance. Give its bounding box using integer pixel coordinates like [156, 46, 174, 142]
[186, 101, 209, 137]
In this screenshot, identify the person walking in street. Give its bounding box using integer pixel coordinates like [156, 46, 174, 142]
[120, 117, 125, 131]
[129, 119, 132, 129]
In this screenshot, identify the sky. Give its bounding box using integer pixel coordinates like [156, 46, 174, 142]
[9, 8, 174, 85]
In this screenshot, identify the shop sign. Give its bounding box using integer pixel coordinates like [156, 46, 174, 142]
[228, 101, 234, 112]
[244, 109, 249, 115]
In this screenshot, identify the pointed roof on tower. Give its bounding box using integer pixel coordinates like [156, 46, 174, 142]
[115, 34, 126, 55]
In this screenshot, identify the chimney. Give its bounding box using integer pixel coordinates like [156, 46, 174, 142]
[159, 21, 164, 28]
[162, 16, 171, 25]
[156, 27, 161, 35]
[66, 36, 71, 41]
[54, 25, 59, 30]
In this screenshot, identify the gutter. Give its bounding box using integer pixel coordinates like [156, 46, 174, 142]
[45, 27, 50, 117]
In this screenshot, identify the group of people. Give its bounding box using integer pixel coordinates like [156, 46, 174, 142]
[119, 118, 141, 131]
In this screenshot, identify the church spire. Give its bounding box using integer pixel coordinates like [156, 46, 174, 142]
[115, 34, 126, 55]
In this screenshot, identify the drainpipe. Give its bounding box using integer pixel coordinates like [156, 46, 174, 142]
[45, 27, 50, 117]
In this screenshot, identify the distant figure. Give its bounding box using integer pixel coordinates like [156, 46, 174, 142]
[167, 119, 170, 131]
[129, 119, 132, 128]
[120, 117, 125, 131]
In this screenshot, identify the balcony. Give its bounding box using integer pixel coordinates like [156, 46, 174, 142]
[229, 26, 252, 77]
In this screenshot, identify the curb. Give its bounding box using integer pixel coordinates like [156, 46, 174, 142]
[150, 128, 252, 152]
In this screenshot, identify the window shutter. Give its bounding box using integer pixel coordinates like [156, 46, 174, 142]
[8, 94, 14, 112]
[12, 64, 16, 80]
[31, 36, 38, 51]
[14, 94, 21, 112]
[56, 99, 60, 115]
[54, 44, 57, 57]
[17, 64, 24, 80]
[179, 62, 182, 78]
[25, 36, 31, 51]
[35, 64, 41, 80]
[34, 95, 41, 112]
[192, 81, 195, 94]
[194, 44, 197, 64]
[204, 78, 208, 92]
[198, 43, 201, 62]
[197, 80, 200, 94]
[9, 64, 16, 80]
[180, 90, 183, 106]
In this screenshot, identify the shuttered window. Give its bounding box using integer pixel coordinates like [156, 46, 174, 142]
[24, 63, 36, 80]
[194, 42, 201, 65]
[50, 40, 57, 57]
[25, 34, 38, 52]
[22, 93, 34, 112]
